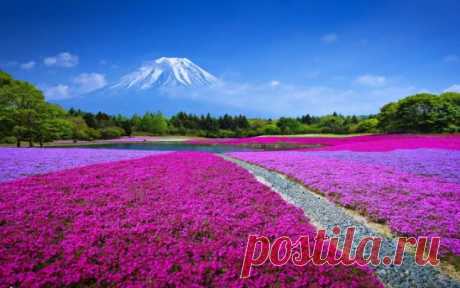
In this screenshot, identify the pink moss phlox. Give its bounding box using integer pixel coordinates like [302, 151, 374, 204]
[0, 148, 167, 182]
[229, 151, 460, 256]
[192, 134, 460, 152]
[0, 152, 382, 287]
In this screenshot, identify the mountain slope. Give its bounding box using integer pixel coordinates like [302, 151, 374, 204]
[113, 57, 219, 89]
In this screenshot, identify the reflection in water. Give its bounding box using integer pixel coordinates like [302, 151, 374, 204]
[59, 142, 259, 153]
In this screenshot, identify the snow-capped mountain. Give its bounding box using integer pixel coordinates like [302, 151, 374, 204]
[113, 57, 219, 89]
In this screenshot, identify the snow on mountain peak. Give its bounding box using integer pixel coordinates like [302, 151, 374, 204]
[113, 57, 218, 89]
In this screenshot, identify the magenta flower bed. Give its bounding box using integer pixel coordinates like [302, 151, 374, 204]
[306, 149, 460, 184]
[229, 151, 460, 257]
[0, 148, 167, 182]
[0, 152, 382, 287]
[192, 134, 460, 152]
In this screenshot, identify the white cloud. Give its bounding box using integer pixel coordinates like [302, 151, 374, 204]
[443, 54, 459, 63]
[44, 84, 71, 100]
[20, 61, 36, 70]
[270, 80, 280, 87]
[43, 72, 106, 100]
[44, 52, 79, 68]
[321, 33, 338, 44]
[444, 84, 460, 93]
[156, 79, 417, 116]
[73, 73, 107, 93]
[354, 74, 386, 87]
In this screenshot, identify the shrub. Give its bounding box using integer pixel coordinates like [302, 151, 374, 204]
[100, 126, 125, 139]
[0, 136, 17, 144]
[263, 123, 281, 135]
[86, 128, 101, 140]
[351, 118, 379, 133]
[377, 93, 460, 133]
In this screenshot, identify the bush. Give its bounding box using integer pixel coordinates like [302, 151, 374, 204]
[0, 136, 17, 144]
[87, 128, 101, 140]
[100, 127, 125, 139]
[276, 117, 303, 134]
[300, 125, 322, 134]
[351, 118, 379, 133]
[377, 93, 460, 133]
[262, 124, 281, 135]
[216, 129, 235, 138]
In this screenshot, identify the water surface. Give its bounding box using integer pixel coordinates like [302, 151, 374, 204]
[62, 142, 259, 153]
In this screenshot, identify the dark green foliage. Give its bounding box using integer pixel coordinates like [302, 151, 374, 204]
[276, 117, 302, 134]
[168, 112, 250, 137]
[351, 118, 379, 133]
[0, 71, 75, 146]
[138, 112, 168, 135]
[100, 126, 125, 139]
[377, 93, 460, 133]
[0, 70, 458, 143]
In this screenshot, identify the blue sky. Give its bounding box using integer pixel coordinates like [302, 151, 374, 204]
[1, 0, 460, 116]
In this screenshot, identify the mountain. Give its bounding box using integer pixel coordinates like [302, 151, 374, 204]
[113, 57, 219, 89]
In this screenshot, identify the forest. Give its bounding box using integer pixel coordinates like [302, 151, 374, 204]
[1, 70, 459, 146]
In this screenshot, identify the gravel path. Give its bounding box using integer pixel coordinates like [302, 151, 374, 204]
[222, 155, 460, 288]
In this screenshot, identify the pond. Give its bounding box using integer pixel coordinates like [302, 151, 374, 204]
[60, 142, 259, 153]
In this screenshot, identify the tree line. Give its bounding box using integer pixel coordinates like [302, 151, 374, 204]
[1, 70, 459, 146]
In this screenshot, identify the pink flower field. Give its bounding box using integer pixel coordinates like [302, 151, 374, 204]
[193, 134, 460, 152]
[0, 152, 382, 287]
[1, 135, 459, 286]
[0, 148, 167, 183]
[228, 148, 460, 257]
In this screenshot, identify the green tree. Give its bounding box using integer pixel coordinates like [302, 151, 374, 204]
[276, 117, 302, 134]
[319, 115, 346, 134]
[100, 126, 125, 139]
[377, 102, 399, 132]
[69, 116, 91, 142]
[0, 77, 48, 146]
[377, 93, 460, 133]
[139, 112, 168, 134]
[34, 104, 73, 146]
[351, 118, 379, 133]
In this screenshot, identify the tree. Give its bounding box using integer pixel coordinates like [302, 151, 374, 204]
[139, 112, 168, 134]
[319, 115, 347, 134]
[100, 126, 125, 139]
[377, 102, 399, 132]
[276, 117, 302, 134]
[298, 114, 313, 125]
[131, 114, 142, 130]
[69, 116, 91, 142]
[351, 118, 379, 133]
[0, 71, 13, 86]
[200, 113, 219, 133]
[0, 77, 48, 146]
[34, 104, 72, 146]
[82, 112, 97, 128]
[377, 93, 460, 133]
[236, 115, 250, 129]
